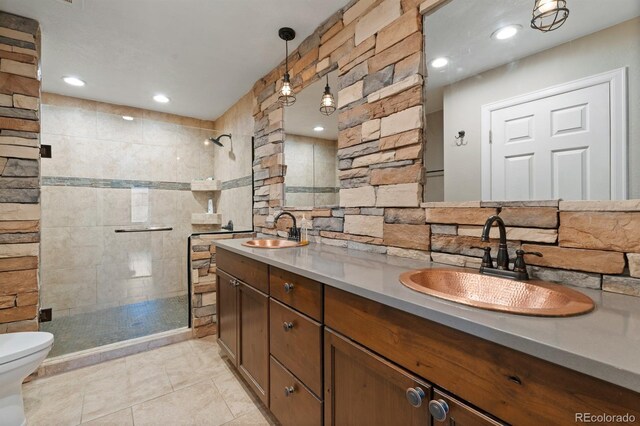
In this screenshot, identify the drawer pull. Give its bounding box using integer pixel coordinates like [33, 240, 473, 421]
[284, 282, 295, 293]
[429, 399, 450, 422]
[406, 387, 426, 407]
[283, 321, 294, 332]
[284, 386, 295, 397]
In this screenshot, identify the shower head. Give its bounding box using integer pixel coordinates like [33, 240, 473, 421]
[206, 134, 231, 147]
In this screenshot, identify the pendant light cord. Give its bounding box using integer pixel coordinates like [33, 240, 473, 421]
[285, 40, 289, 75]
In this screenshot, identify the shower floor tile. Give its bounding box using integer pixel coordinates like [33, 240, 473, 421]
[42, 295, 189, 358]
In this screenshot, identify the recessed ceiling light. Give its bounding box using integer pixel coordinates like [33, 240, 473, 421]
[430, 57, 449, 68]
[153, 94, 170, 103]
[122, 115, 134, 121]
[63, 76, 85, 87]
[492, 25, 521, 40]
[313, 126, 324, 132]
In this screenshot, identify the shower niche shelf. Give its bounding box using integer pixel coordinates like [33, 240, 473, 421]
[190, 180, 221, 191]
[191, 213, 222, 225]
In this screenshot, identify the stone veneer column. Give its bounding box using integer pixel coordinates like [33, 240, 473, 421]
[0, 12, 41, 333]
[190, 232, 254, 338]
[250, 0, 431, 259]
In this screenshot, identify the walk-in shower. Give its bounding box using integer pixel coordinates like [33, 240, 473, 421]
[39, 96, 253, 358]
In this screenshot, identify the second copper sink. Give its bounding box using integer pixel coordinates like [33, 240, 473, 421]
[399, 269, 594, 317]
[242, 239, 304, 249]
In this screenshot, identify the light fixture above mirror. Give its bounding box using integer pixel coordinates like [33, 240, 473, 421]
[278, 27, 296, 106]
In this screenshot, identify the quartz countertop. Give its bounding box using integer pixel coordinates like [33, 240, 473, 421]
[215, 239, 640, 393]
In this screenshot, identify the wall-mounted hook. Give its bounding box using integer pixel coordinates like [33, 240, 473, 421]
[455, 130, 467, 146]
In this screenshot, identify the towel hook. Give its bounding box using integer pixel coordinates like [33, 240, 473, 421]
[455, 130, 467, 146]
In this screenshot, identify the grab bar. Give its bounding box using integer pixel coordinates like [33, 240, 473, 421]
[115, 226, 173, 233]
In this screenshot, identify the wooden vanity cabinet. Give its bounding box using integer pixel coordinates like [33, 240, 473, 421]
[217, 250, 640, 426]
[324, 329, 433, 426]
[324, 286, 640, 425]
[216, 249, 270, 405]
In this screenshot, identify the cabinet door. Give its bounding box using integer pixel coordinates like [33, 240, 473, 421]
[238, 281, 270, 406]
[430, 390, 505, 426]
[325, 329, 432, 426]
[216, 269, 238, 365]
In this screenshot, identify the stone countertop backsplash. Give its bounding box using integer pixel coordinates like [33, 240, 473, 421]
[260, 199, 640, 298]
[421, 199, 640, 298]
[215, 237, 640, 394]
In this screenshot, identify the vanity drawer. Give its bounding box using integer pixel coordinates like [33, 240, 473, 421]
[270, 298, 322, 397]
[270, 356, 322, 426]
[269, 267, 323, 321]
[217, 248, 268, 293]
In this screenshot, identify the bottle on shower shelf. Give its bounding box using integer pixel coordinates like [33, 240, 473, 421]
[207, 198, 214, 214]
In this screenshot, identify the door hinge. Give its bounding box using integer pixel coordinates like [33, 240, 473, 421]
[39, 308, 52, 322]
[489, 131, 493, 144]
[40, 144, 52, 158]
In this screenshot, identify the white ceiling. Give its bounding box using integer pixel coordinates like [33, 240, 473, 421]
[0, 0, 348, 120]
[425, 0, 640, 110]
[285, 70, 339, 140]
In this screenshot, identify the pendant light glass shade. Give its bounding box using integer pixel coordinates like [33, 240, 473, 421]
[278, 27, 296, 106]
[319, 75, 336, 116]
[279, 73, 296, 106]
[531, 0, 569, 32]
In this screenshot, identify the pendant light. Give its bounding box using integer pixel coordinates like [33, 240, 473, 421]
[278, 27, 296, 106]
[319, 74, 336, 116]
[531, 0, 569, 32]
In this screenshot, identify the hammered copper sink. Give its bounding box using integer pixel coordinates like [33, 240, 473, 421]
[242, 239, 305, 249]
[399, 269, 595, 317]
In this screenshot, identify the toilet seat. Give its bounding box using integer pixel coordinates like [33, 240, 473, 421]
[0, 332, 54, 366]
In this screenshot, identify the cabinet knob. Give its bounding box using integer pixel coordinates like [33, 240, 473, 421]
[405, 387, 426, 407]
[284, 386, 295, 397]
[232, 279, 240, 287]
[283, 321, 294, 332]
[429, 399, 450, 422]
[284, 282, 295, 293]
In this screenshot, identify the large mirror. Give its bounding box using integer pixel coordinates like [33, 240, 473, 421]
[424, 0, 639, 202]
[284, 70, 340, 207]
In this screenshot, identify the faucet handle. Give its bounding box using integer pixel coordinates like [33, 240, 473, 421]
[471, 246, 494, 269]
[513, 250, 543, 274]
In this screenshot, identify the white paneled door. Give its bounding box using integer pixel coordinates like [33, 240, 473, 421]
[482, 69, 627, 201]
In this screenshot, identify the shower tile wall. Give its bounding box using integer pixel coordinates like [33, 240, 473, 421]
[40, 94, 218, 317]
[210, 91, 255, 230]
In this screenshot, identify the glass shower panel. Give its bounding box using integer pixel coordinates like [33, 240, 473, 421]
[39, 105, 217, 357]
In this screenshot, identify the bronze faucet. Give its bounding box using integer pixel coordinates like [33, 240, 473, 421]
[274, 212, 301, 242]
[476, 215, 542, 281]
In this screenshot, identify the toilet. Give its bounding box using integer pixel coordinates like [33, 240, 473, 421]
[0, 332, 54, 426]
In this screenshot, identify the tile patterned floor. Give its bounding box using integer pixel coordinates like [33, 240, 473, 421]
[23, 337, 276, 426]
[42, 295, 189, 358]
